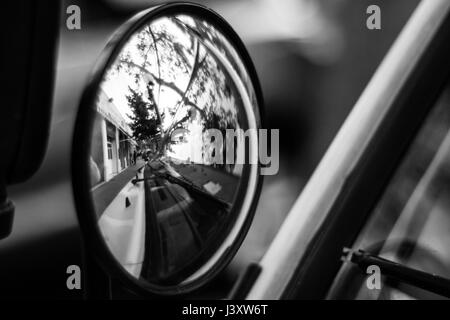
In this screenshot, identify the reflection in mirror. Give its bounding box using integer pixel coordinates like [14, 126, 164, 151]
[88, 14, 259, 286]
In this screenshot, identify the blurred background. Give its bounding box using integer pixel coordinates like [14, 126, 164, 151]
[0, 0, 420, 298]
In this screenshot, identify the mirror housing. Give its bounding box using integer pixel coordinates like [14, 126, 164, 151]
[72, 3, 264, 296]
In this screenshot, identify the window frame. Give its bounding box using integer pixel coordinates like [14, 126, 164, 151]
[247, 0, 450, 300]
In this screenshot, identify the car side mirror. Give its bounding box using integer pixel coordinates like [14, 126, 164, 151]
[72, 3, 263, 296]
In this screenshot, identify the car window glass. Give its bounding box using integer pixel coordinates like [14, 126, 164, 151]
[329, 83, 450, 300]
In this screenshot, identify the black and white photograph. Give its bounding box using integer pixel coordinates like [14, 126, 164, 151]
[1, 0, 450, 309]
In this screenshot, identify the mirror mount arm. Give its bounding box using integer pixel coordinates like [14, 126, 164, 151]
[228, 263, 262, 300]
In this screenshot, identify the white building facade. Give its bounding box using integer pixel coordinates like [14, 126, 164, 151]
[90, 90, 136, 186]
